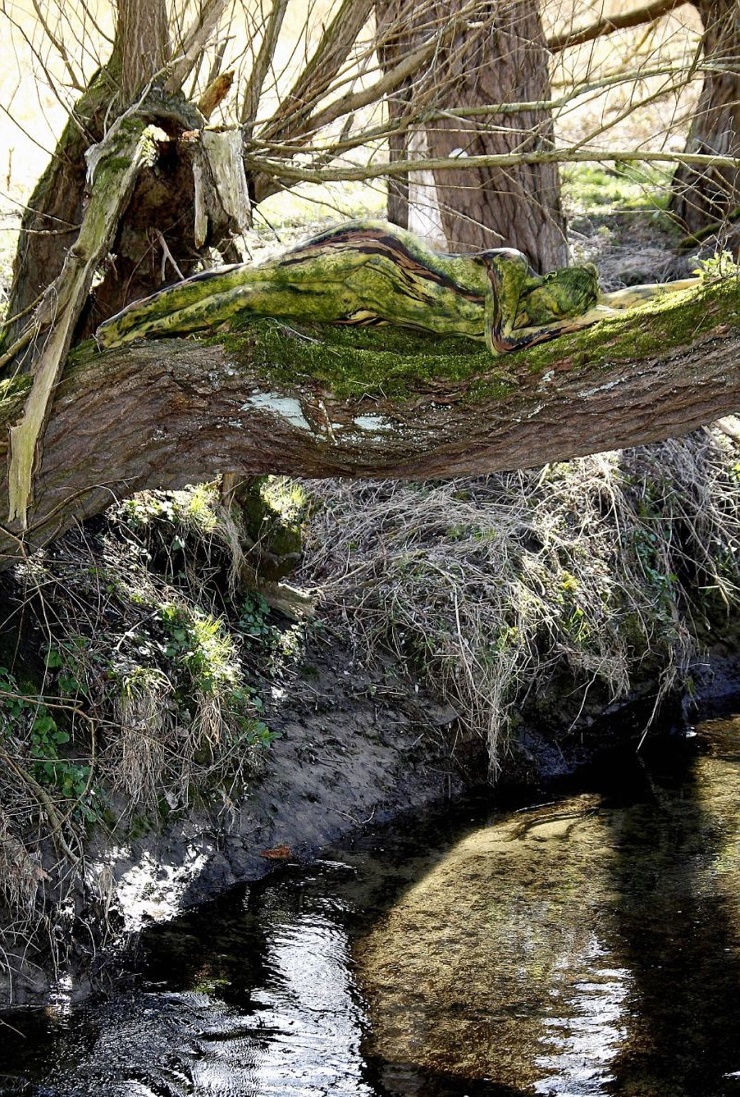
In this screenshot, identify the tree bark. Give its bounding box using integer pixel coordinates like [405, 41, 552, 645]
[0, 277, 736, 568]
[375, 0, 568, 268]
[1, 66, 121, 354]
[670, 0, 740, 234]
[116, 0, 171, 102]
[375, 0, 413, 228]
[427, 0, 567, 267]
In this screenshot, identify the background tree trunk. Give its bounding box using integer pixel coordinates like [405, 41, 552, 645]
[670, 0, 740, 235]
[376, 0, 567, 268]
[376, 0, 412, 229]
[117, 0, 170, 102]
[425, 0, 567, 267]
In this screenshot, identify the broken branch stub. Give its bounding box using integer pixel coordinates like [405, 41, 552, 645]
[7, 119, 168, 527]
[192, 128, 252, 249]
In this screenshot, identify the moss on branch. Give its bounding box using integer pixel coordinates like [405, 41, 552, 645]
[206, 275, 739, 403]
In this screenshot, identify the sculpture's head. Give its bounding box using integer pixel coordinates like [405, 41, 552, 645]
[517, 264, 599, 327]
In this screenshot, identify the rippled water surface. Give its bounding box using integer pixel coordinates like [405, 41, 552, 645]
[3, 716, 740, 1096]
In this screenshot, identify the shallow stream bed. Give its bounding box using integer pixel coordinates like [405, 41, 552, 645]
[2, 714, 740, 1096]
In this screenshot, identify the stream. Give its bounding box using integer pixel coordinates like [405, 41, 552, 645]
[2, 713, 740, 1096]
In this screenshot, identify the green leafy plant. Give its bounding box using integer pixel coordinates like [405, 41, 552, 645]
[237, 593, 274, 640]
[0, 666, 96, 819]
[693, 250, 740, 281]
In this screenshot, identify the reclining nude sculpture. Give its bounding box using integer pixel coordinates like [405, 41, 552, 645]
[95, 221, 701, 356]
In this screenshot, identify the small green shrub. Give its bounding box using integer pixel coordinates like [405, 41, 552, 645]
[0, 666, 96, 820]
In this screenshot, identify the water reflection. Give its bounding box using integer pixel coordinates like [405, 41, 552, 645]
[235, 908, 375, 1095]
[0, 867, 376, 1097]
[356, 719, 740, 1096]
[356, 794, 630, 1094]
[533, 939, 630, 1096]
[2, 720, 740, 1097]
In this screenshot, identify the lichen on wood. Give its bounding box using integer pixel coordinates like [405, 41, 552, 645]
[6, 119, 168, 528]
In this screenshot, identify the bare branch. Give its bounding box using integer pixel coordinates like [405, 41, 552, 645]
[165, 0, 230, 94]
[240, 0, 290, 134]
[30, 0, 84, 90]
[259, 0, 374, 145]
[548, 0, 689, 55]
[198, 69, 235, 118]
[299, 32, 447, 137]
[244, 145, 740, 186]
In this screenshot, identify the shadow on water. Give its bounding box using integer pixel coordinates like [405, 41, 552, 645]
[352, 722, 740, 1097]
[603, 725, 740, 1096]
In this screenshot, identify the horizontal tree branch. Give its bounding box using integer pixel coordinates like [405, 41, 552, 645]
[547, 0, 689, 54]
[245, 146, 740, 186]
[246, 62, 708, 167]
[0, 277, 737, 568]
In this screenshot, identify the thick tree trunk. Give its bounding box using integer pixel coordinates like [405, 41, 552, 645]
[117, 0, 171, 101]
[2, 1, 173, 357]
[426, 0, 566, 267]
[375, 0, 567, 268]
[1, 67, 121, 354]
[0, 277, 736, 568]
[670, 0, 740, 235]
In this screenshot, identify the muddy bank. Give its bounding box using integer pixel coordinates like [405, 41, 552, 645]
[0, 645, 475, 1008]
[106, 652, 472, 922]
[5, 619, 739, 1012]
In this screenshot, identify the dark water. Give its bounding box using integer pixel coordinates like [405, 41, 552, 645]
[2, 716, 740, 1096]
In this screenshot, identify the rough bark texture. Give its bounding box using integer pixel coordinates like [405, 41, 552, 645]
[428, 0, 566, 266]
[81, 125, 205, 338]
[6, 120, 173, 526]
[375, 0, 567, 268]
[3, 92, 209, 356]
[670, 0, 740, 234]
[2, 0, 175, 354]
[0, 278, 737, 568]
[1, 67, 120, 354]
[117, 0, 171, 102]
[375, 0, 412, 229]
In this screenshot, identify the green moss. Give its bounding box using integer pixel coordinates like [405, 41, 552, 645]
[521, 277, 740, 377]
[0, 374, 32, 417]
[215, 276, 737, 402]
[73, 274, 738, 409]
[219, 320, 506, 400]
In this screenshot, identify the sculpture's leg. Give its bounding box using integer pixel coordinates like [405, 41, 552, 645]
[481, 251, 531, 355]
[599, 277, 702, 310]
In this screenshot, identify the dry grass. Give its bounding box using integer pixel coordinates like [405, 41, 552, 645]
[301, 430, 740, 774]
[0, 483, 279, 996]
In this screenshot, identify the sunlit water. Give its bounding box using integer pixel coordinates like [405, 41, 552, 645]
[2, 716, 740, 1097]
